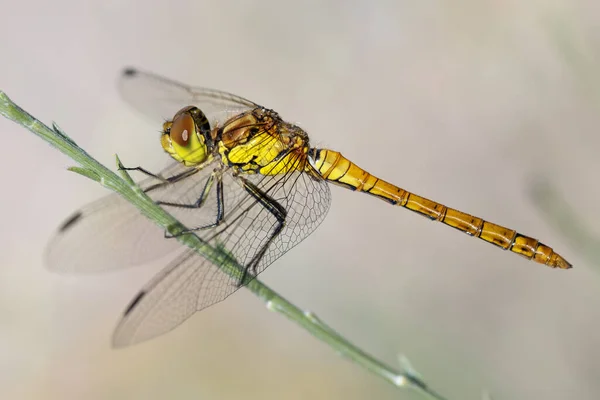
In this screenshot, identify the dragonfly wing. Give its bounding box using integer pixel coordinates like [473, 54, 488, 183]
[45, 161, 218, 273]
[112, 248, 232, 347]
[112, 157, 332, 346]
[118, 68, 257, 125]
[46, 193, 180, 273]
[242, 168, 333, 273]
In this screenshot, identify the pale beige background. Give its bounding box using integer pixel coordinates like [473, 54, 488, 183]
[1, 1, 599, 399]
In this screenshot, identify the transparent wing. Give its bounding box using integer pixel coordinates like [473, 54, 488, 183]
[118, 67, 259, 125]
[112, 154, 332, 347]
[45, 161, 216, 273]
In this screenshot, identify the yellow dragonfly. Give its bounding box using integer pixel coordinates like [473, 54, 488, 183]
[46, 68, 571, 347]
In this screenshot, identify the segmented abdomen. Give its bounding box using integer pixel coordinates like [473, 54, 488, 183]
[308, 148, 571, 269]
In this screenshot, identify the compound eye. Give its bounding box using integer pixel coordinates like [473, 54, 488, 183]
[170, 112, 195, 147]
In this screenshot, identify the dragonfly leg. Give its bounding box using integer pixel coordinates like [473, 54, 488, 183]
[160, 171, 226, 237]
[116, 160, 201, 193]
[143, 167, 200, 193]
[118, 165, 167, 182]
[237, 177, 287, 286]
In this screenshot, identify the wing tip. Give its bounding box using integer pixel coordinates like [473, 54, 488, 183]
[111, 291, 147, 349]
[58, 211, 83, 233]
[111, 334, 130, 349]
[111, 332, 130, 349]
[124, 290, 147, 316]
[122, 67, 139, 78]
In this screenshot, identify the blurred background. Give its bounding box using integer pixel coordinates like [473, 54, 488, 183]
[1, 1, 599, 399]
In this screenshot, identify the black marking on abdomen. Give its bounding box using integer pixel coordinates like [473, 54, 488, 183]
[328, 179, 359, 192]
[371, 193, 398, 205]
[364, 178, 379, 194]
[59, 212, 83, 232]
[307, 148, 323, 165]
[124, 291, 146, 316]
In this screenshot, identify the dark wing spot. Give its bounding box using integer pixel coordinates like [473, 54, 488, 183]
[124, 290, 146, 316]
[58, 211, 82, 232]
[122, 68, 138, 77]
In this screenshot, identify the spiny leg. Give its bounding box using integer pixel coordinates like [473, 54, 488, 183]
[161, 171, 226, 237]
[144, 168, 200, 193]
[118, 165, 166, 181]
[117, 161, 200, 193]
[237, 177, 287, 287]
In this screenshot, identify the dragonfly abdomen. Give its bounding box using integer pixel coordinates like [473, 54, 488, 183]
[308, 148, 571, 270]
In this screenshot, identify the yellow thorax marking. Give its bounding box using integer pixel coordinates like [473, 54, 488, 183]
[218, 110, 308, 175]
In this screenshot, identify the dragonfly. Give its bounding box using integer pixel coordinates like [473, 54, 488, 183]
[46, 68, 572, 347]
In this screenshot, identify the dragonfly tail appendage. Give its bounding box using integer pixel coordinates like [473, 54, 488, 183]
[309, 148, 571, 270]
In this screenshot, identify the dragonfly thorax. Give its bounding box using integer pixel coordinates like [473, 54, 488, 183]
[216, 108, 310, 176]
[161, 106, 213, 167]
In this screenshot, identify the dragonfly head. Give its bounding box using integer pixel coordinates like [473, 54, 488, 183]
[161, 106, 213, 166]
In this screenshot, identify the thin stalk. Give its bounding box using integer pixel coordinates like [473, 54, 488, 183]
[0, 91, 449, 400]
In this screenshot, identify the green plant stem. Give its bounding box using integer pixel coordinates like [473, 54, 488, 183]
[0, 91, 448, 400]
